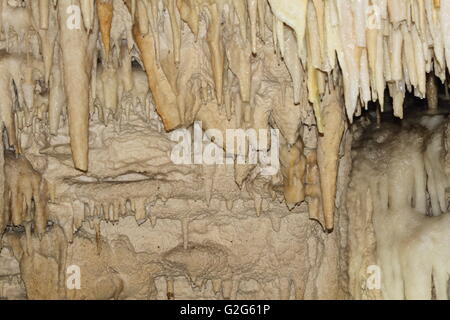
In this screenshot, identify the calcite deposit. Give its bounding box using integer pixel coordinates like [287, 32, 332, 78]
[0, 0, 449, 300]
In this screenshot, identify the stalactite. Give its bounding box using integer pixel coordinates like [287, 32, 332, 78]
[166, 0, 181, 65]
[57, 0, 97, 171]
[0, 131, 4, 233]
[317, 88, 345, 231]
[280, 138, 306, 209]
[48, 44, 65, 135]
[268, 0, 308, 59]
[127, 1, 181, 131]
[97, 0, 114, 61]
[38, 0, 49, 30]
[442, 0, 450, 70]
[305, 150, 324, 228]
[205, 3, 224, 105]
[4, 152, 48, 235]
[80, 0, 95, 31]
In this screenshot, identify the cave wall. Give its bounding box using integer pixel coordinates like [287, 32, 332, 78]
[0, 0, 449, 300]
[348, 114, 450, 300]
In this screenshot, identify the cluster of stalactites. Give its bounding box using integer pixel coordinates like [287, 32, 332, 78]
[270, 0, 450, 122]
[4, 1, 448, 232]
[0, 0, 347, 232]
[0, 151, 48, 241]
[1, 0, 450, 162]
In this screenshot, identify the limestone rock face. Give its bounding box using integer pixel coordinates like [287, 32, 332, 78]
[0, 0, 449, 301]
[348, 115, 450, 300]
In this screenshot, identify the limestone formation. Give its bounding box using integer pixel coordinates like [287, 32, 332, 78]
[0, 0, 449, 301]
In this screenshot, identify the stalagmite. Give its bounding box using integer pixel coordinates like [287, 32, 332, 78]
[348, 113, 450, 299]
[426, 74, 438, 111]
[98, 65, 119, 121]
[134, 198, 147, 225]
[72, 201, 85, 230]
[253, 193, 263, 217]
[317, 89, 345, 231]
[166, 278, 175, 300]
[421, 120, 447, 216]
[203, 165, 215, 205]
[119, 43, 135, 93]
